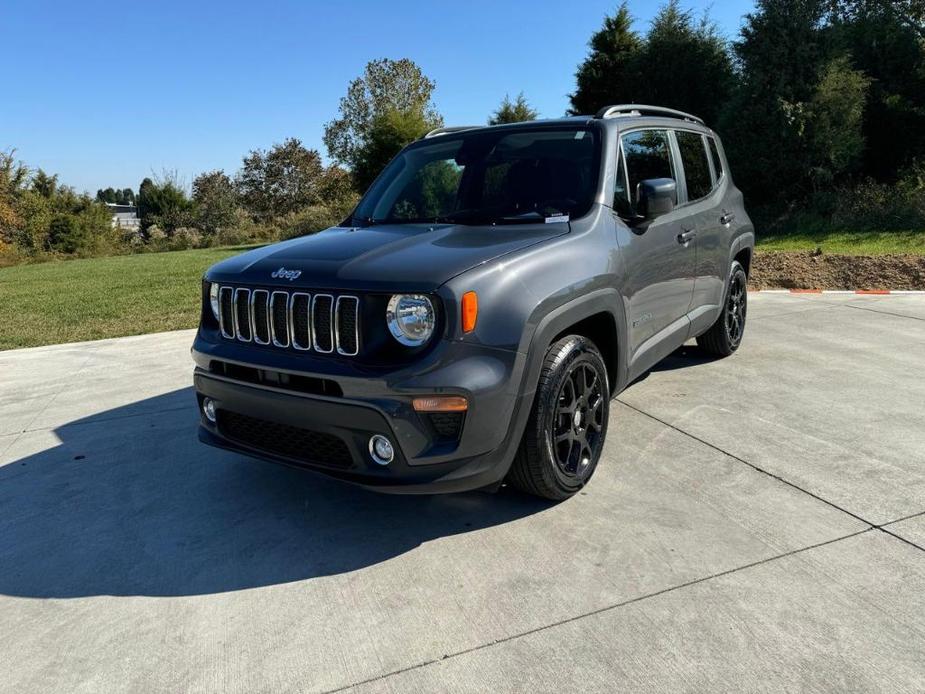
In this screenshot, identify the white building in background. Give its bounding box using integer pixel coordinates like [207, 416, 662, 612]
[106, 203, 141, 231]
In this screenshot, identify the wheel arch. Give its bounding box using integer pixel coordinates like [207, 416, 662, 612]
[522, 288, 627, 400]
[729, 230, 755, 278]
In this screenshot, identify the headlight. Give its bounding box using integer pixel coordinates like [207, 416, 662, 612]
[386, 294, 436, 346]
[209, 282, 220, 320]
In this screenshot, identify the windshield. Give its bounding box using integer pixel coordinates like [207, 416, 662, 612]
[351, 127, 600, 226]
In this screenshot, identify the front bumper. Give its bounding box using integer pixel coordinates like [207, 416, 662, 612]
[191, 333, 533, 494]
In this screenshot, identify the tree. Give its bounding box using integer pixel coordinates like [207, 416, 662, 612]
[46, 214, 88, 254]
[569, 4, 642, 115]
[192, 170, 239, 234]
[136, 175, 191, 232]
[323, 58, 442, 186]
[137, 178, 156, 226]
[827, 2, 925, 179]
[237, 138, 326, 220]
[721, 0, 833, 206]
[798, 56, 871, 188]
[829, 0, 925, 40]
[32, 170, 59, 198]
[632, 1, 734, 126]
[352, 108, 434, 192]
[489, 93, 539, 124]
[0, 150, 28, 239]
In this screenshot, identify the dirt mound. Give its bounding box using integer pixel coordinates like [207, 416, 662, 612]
[750, 251, 925, 290]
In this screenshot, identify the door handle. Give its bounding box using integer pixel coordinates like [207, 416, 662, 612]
[720, 212, 736, 226]
[677, 229, 697, 245]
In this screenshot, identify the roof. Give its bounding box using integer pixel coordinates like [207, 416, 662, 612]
[423, 105, 707, 140]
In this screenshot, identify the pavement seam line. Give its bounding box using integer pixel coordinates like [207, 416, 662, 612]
[616, 400, 877, 527]
[841, 303, 925, 322]
[617, 400, 925, 556]
[785, 295, 925, 323]
[322, 529, 871, 694]
[877, 527, 925, 553]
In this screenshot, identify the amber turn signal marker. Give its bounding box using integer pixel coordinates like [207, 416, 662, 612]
[461, 291, 478, 333]
[412, 396, 469, 412]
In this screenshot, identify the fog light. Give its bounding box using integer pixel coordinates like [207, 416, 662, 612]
[369, 434, 394, 466]
[202, 397, 216, 423]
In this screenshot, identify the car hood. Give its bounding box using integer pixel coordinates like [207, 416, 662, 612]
[205, 222, 569, 292]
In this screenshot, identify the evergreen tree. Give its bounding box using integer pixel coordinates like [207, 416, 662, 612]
[569, 4, 641, 115]
[634, 1, 734, 126]
[489, 93, 539, 124]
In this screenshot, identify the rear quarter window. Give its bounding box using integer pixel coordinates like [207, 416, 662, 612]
[676, 131, 712, 201]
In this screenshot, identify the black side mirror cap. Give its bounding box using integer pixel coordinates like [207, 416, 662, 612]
[637, 178, 677, 220]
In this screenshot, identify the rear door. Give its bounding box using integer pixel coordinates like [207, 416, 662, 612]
[613, 129, 696, 360]
[675, 131, 728, 314]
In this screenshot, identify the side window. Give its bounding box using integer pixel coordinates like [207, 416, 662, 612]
[621, 130, 674, 211]
[707, 136, 724, 181]
[676, 131, 712, 201]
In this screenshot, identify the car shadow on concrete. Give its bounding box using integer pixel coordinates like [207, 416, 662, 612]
[651, 345, 724, 372]
[0, 387, 552, 599]
[627, 344, 722, 388]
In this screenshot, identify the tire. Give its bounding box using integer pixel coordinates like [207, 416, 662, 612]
[508, 335, 610, 500]
[696, 260, 748, 357]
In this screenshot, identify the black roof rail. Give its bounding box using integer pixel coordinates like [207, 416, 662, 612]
[424, 125, 482, 138]
[594, 104, 705, 125]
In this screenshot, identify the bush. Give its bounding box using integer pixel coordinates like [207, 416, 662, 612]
[0, 239, 30, 268]
[46, 214, 88, 253]
[277, 205, 348, 240]
[168, 227, 203, 250]
[758, 161, 925, 235]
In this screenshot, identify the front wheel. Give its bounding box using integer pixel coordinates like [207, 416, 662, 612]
[508, 336, 610, 500]
[697, 260, 748, 356]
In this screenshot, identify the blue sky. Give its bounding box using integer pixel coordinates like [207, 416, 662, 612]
[4, 0, 754, 194]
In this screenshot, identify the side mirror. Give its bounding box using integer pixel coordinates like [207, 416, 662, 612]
[637, 178, 677, 220]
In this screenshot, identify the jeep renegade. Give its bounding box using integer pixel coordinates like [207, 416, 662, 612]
[193, 104, 754, 500]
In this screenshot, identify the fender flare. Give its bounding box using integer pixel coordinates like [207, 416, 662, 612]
[729, 230, 755, 275]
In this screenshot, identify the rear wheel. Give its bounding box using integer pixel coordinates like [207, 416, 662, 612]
[508, 336, 610, 500]
[697, 260, 747, 356]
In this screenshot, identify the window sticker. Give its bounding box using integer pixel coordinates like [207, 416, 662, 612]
[545, 214, 570, 224]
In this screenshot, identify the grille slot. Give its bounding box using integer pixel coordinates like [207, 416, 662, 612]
[217, 285, 360, 357]
[290, 293, 311, 350]
[219, 287, 235, 339]
[312, 294, 334, 353]
[218, 410, 353, 469]
[270, 291, 289, 347]
[251, 290, 270, 345]
[233, 288, 252, 342]
[335, 296, 359, 356]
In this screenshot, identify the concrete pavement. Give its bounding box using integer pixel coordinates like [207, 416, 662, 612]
[1, 293, 923, 693]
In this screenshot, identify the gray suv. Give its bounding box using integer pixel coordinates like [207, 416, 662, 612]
[193, 104, 754, 500]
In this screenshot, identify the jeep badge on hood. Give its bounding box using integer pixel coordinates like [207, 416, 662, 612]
[271, 267, 302, 281]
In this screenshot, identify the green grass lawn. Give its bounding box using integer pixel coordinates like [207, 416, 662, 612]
[757, 229, 925, 255]
[0, 246, 255, 350]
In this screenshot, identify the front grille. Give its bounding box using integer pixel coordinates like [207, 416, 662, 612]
[218, 410, 353, 469]
[217, 285, 360, 356]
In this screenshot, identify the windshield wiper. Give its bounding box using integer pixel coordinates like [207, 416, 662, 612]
[355, 216, 448, 226]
